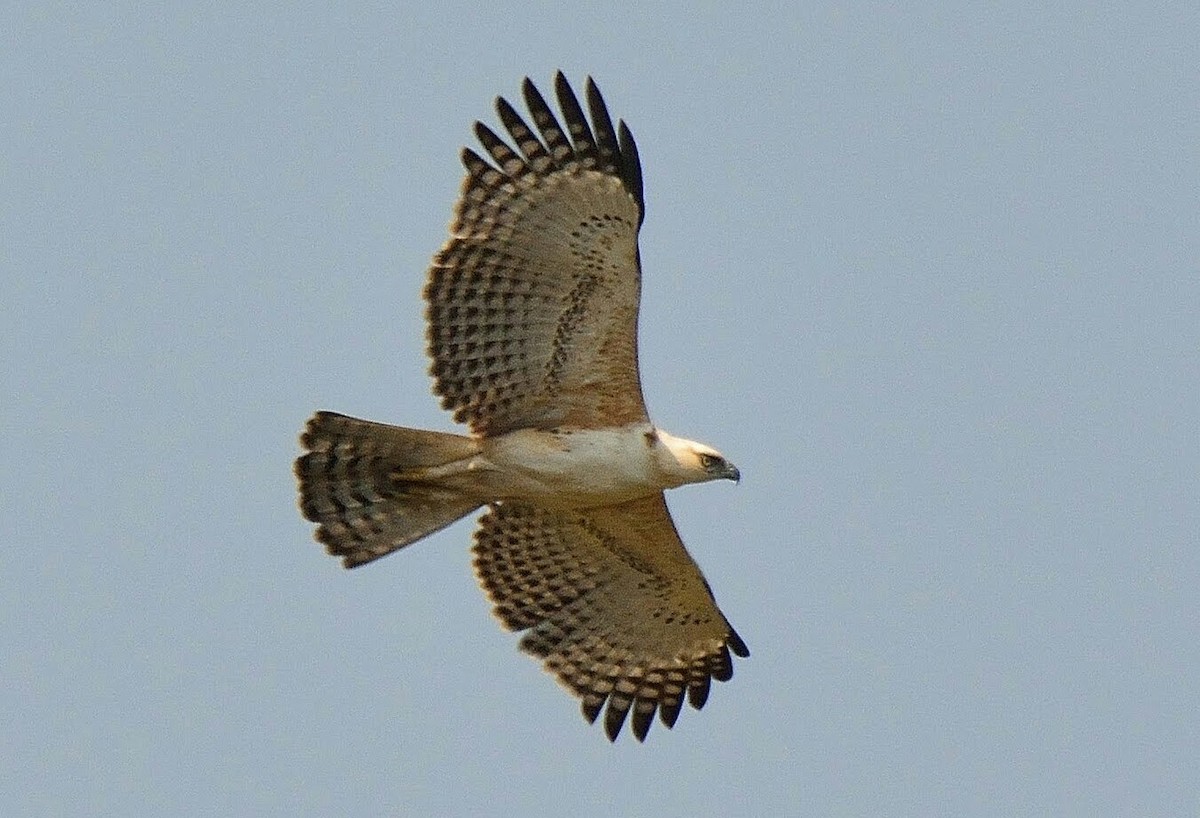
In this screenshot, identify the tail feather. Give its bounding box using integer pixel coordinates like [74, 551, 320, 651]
[295, 411, 483, 568]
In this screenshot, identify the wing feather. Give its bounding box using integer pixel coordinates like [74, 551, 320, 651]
[585, 78, 622, 168]
[459, 147, 505, 190]
[497, 94, 554, 172]
[553, 74, 597, 161]
[617, 121, 645, 227]
[522, 78, 573, 165]
[427, 73, 648, 435]
[472, 494, 746, 742]
[473, 122, 525, 176]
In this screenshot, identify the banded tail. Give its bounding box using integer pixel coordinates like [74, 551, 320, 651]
[295, 411, 483, 568]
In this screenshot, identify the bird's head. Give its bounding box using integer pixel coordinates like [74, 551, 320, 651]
[655, 430, 740, 487]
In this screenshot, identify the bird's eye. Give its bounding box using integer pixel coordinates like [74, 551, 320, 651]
[699, 453, 720, 470]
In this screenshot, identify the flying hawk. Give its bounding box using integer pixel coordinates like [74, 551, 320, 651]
[295, 73, 747, 742]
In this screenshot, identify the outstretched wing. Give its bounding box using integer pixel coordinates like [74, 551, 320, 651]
[472, 495, 748, 742]
[426, 73, 648, 436]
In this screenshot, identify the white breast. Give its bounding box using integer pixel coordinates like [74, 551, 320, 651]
[478, 425, 664, 507]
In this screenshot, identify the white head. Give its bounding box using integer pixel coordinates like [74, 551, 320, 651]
[654, 430, 740, 488]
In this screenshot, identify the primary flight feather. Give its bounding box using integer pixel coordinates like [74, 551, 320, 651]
[295, 73, 746, 742]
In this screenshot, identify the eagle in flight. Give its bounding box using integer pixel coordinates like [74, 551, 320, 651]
[295, 72, 747, 742]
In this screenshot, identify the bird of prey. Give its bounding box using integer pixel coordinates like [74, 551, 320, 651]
[295, 72, 747, 742]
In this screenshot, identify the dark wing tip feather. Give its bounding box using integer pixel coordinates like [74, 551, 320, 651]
[581, 696, 604, 725]
[578, 74, 645, 220]
[460, 146, 493, 181]
[553, 71, 593, 146]
[616, 120, 645, 225]
[583, 76, 618, 154]
[520, 77, 550, 123]
[495, 93, 551, 169]
[604, 695, 632, 741]
[711, 645, 735, 683]
[658, 696, 683, 730]
[466, 74, 645, 221]
[728, 625, 750, 658]
[630, 700, 656, 742]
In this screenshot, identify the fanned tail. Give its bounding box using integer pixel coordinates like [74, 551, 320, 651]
[294, 411, 483, 568]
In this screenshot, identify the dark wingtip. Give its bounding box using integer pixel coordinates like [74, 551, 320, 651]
[478, 73, 645, 222]
[617, 120, 644, 225]
[579, 75, 644, 221]
[604, 695, 632, 741]
[728, 625, 750, 658]
[711, 645, 734, 683]
[493, 95, 517, 130]
[581, 696, 604, 725]
[658, 697, 683, 730]
[630, 701, 655, 742]
[603, 711, 623, 742]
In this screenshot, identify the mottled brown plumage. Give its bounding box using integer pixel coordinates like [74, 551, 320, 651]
[426, 75, 647, 435]
[473, 496, 747, 741]
[296, 73, 746, 742]
[296, 411, 483, 567]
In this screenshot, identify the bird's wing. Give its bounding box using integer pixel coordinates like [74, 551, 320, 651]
[426, 72, 648, 436]
[472, 494, 748, 742]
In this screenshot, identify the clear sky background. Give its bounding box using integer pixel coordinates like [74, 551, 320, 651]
[4, 3, 1198, 816]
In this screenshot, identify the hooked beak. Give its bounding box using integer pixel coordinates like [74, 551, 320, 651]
[725, 463, 741, 484]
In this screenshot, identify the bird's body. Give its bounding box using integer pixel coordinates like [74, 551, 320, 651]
[479, 425, 735, 505]
[479, 425, 670, 503]
[296, 73, 746, 742]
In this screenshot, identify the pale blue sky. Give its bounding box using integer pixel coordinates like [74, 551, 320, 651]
[3, 3, 1198, 816]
